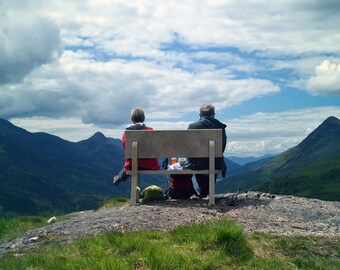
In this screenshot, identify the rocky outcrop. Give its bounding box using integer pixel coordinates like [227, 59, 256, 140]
[224, 192, 340, 236]
[1, 192, 339, 257]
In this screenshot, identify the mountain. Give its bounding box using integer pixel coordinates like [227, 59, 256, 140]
[224, 158, 244, 176]
[241, 155, 274, 171]
[221, 155, 275, 177]
[0, 119, 163, 217]
[227, 154, 274, 166]
[253, 155, 340, 201]
[217, 116, 340, 200]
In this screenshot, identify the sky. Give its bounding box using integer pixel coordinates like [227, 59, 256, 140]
[1, 0, 340, 157]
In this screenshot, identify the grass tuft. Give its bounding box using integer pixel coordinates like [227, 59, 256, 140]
[1, 218, 339, 270]
[0, 215, 46, 241]
[98, 197, 130, 209]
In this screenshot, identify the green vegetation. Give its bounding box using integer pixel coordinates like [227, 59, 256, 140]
[0, 213, 72, 242]
[98, 197, 130, 208]
[1, 219, 339, 270]
[218, 116, 340, 197]
[0, 119, 166, 217]
[254, 156, 340, 201]
[0, 198, 130, 241]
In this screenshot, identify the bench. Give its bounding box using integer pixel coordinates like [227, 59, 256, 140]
[125, 129, 223, 206]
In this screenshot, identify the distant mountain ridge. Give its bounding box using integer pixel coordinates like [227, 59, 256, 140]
[217, 116, 340, 201]
[1, 116, 339, 216]
[0, 119, 161, 216]
[227, 154, 274, 166]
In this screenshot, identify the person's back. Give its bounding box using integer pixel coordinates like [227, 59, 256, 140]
[184, 104, 227, 198]
[122, 123, 159, 171]
[113, 108, 160, 185]
[185, 104, 227, 170]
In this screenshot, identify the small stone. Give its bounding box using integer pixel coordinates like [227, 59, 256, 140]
[47, 217, 57, 224]
[29, 237, 39, 242]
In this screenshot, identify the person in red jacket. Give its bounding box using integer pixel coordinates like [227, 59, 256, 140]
[113, 107, 160, 185]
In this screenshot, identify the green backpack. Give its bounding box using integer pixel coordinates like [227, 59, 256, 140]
[142, 185, 164, 202]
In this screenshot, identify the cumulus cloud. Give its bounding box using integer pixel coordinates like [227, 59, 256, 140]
[306, 60, 340, 95]
[0, 49, 279, 126]
[27, 0, 340, 58]
[224, 106, 340, 157]
[1, 0, 340, 158]
[10, 116, 124, 142]
[0, 1, 62, 84]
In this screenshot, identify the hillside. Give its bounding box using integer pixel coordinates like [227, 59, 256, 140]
[217, 116, 340, 199]
[2, 116, 339, 216]
[223, 157, 244, 176]
[0, 119, 162, 216]
[254, 155, 340, 201]
[227, 154, 273, 166]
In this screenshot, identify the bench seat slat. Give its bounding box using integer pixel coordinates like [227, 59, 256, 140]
[126, 169, 222, 175]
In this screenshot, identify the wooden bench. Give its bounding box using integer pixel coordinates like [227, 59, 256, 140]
[125, 129, 223, 206]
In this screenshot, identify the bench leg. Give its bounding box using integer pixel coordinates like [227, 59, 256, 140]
[209, 140, 215, 206]
[130, 141, 138, 206]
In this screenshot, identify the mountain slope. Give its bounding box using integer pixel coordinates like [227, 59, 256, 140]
[217, 116, 340, 197]
[0, 119, 163, 216]
[227, 154, 273, 166]
[259, 116, 340, 179]
[253, 155, 340, 201]
[224, 158, 244, 176]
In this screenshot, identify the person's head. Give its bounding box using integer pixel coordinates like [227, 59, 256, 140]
[130, 107, 145, 123]
[199, 104, 215, 118]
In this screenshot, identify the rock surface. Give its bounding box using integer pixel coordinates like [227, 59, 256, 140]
[1, 192, 339, 256]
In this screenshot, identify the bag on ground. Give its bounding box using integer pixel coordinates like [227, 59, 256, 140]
[142, 185, 164, 202]
[166, 174, 197, 199]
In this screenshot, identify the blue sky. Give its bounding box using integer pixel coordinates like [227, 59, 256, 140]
[1, 0, 340, 157]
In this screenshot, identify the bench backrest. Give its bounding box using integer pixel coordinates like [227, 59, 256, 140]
[125, 129, 223, 206]
[125, 129, 223, 158]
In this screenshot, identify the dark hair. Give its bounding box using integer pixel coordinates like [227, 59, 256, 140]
[130, 107, 145, 123]
[200, 104, 215, 117]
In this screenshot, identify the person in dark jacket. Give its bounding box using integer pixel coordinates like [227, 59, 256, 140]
[184, 104, 227, 198]
[113, 107, 160, 185]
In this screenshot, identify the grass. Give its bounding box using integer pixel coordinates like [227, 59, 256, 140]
[0, 197, 130, 242]
[98, 197, 130, 208]
[1, 218, 339, 270]
[0, 214, 64, 242]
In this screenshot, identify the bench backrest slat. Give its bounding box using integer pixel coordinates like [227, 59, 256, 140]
[125, 129, 222, 158]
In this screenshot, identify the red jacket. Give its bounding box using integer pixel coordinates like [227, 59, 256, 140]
[122, 127, 160, 171]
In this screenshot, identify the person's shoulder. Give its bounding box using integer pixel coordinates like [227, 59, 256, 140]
[205, 117, 227, 129]
[188, 119, 204, 129]
[214, 118, 227, 128]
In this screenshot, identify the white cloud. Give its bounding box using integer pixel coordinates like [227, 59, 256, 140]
[10, 116, 123, 142]
[27, 0, 340, 58]
[224, 106, 340, 157]
[306, 60, 340, 95]
[0, 50, 279, 126]
[1, 0, 340, 159]
[0, 1, 62, 84]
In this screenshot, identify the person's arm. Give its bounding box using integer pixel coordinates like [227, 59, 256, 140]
[222, 129, 227, 152]
[122, 132, 126, 151]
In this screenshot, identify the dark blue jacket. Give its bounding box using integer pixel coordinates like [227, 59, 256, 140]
[184, 116, 227, 171]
